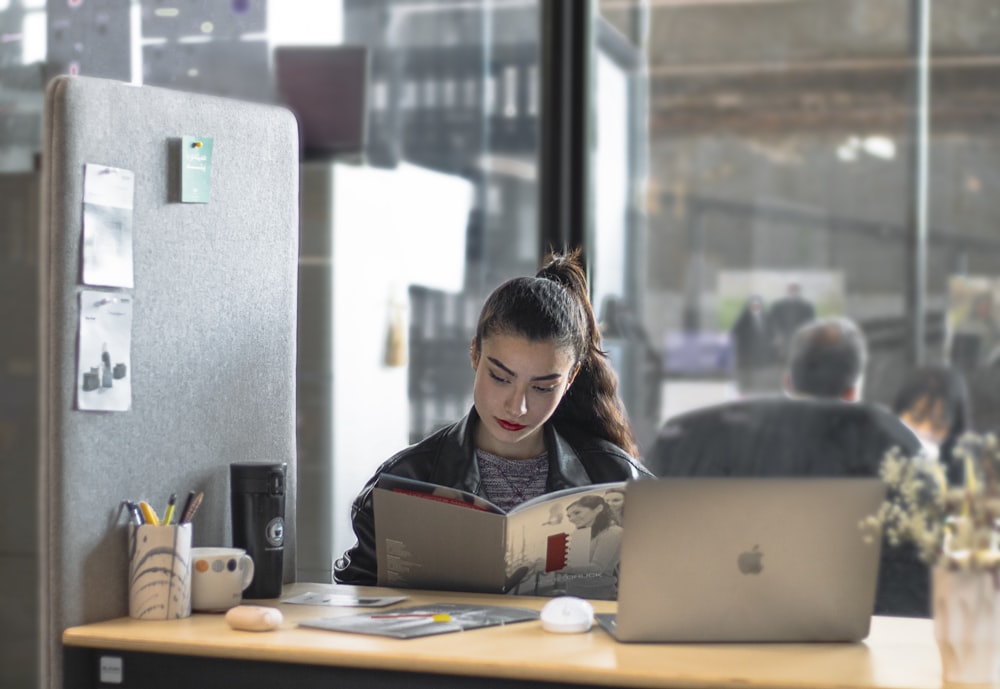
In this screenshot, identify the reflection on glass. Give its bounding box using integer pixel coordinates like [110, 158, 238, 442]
[299, 0, 542, 573]
[0, 7, 542, 687]
[596, 0, 1000, 458]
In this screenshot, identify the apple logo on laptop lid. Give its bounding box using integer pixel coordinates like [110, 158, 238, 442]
[737, 545, 764, 574]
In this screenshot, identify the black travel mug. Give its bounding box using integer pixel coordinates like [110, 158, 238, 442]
[230, 462, 286, 599]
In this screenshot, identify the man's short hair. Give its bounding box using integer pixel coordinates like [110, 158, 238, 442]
[787, 316, 867, 398]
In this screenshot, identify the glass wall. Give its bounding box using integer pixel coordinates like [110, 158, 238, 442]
[0, 2, 541, 684]
[596, 0, 1000, 454]
[339, 0, 541, 441]
[306, 0, 542, 578]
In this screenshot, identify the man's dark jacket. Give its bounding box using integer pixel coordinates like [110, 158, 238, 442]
[334, 407, 651, 586]
[643, 395, 929, 618]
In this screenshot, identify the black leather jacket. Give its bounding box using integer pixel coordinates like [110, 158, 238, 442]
[334, 407, 651, 586]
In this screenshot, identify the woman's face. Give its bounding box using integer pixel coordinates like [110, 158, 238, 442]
[471, 333, 576, 459]
[604, 491, 625, 515]
[900, 395, 949, 444]
[566, 503, 600, 529]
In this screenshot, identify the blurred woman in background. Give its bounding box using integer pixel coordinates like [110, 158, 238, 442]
[893, 364, 972, 486]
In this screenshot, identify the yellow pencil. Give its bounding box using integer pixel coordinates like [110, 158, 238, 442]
[162, 493, 177, 525]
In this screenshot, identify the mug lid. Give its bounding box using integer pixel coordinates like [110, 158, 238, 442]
[230, 462, 286, 495]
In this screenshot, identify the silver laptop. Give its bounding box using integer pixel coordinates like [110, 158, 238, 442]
[599, 477, 885, 643]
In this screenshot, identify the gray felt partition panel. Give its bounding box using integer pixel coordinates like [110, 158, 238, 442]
[39, 75, 299, 689]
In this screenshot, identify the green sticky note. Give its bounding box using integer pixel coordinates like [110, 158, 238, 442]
[180, 135, 213, 203]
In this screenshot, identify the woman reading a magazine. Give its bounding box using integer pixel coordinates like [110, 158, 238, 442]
[334, 249, 650, 589]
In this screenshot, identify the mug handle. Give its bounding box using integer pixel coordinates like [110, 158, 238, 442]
[240, 554, 255, 591]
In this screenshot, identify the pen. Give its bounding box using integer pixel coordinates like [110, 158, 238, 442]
[162, 493, 177, 525]
[178, 491, 196, 523]
[370, 613, 453, 622]
[180, 490, 204, 524]
[124, 500, 144, 526]
[138, 500, 160, 526]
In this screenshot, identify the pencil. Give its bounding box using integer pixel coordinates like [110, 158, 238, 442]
[178, 491, 196, 523]
[180, 490, 204, 524]
[162, 493, 177, 525]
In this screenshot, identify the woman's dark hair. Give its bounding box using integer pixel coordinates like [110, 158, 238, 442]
[567, 495, 613, 537]
[474, 249, 638, 457]
[893, 364, 972, 475]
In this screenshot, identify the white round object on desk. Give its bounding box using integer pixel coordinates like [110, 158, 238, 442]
[224, 605, 283, 632]
[540, 596, 594, 634]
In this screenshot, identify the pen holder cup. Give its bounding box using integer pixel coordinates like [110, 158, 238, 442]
[127, 523, 192, 620]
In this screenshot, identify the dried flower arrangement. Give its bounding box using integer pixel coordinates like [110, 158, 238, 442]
[864, 432, 1000, 570]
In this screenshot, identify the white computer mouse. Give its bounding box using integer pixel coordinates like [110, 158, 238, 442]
[540, 596, 594, 634]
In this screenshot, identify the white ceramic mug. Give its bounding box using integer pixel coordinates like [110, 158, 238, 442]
[190, 547, 255, 612]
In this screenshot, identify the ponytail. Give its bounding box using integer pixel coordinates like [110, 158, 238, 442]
[537, 250, 639, 458]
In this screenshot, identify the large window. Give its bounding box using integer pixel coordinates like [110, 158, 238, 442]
[595, 0, 1000, 453]
[304, 0, 543, 576]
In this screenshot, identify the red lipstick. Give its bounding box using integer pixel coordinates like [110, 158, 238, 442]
[497, 419, 526, 432]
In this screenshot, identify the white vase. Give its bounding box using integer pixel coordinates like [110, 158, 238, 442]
[933, 566, 1000, 686]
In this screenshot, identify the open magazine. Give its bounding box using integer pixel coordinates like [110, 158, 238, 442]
[373, 475, 626, 600]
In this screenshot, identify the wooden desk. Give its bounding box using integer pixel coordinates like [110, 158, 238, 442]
[62, 582, 944, 689]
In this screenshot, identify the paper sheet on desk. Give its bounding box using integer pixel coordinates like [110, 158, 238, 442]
[283, 592, 408, 608]
[299, 603, 540, 639]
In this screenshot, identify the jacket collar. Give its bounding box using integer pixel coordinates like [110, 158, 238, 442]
[430, 407, 591, 496]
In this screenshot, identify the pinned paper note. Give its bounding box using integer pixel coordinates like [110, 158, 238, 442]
[82, 164, 135, 288]
[77, 290, 133, 412]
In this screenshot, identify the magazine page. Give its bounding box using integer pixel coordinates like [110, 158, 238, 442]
[298, 603, 540, 639]
[376, 473, 504, 514]
[374, 487, 508, 592]
[508, 481, 625, 515]
[502, 482, 626, 600]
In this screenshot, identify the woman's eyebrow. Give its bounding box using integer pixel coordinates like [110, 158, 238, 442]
[487, 357, 515, 376]
[486, 357, 562, 382]
[531, 373, 563, 382]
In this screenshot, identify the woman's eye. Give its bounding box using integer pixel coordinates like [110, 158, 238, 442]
[533, 385, 557, 394]
[488, 371, 508, 384]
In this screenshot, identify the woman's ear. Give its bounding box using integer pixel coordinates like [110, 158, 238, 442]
[470, 337, 480, 369]
[566, 363, 581, 390]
